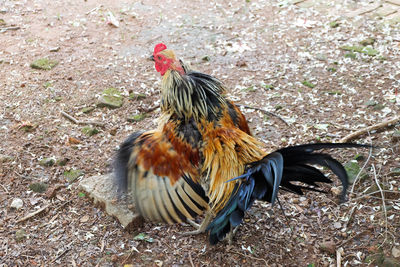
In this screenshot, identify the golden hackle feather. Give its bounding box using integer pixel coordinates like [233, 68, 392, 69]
[199, 111, 265, 213]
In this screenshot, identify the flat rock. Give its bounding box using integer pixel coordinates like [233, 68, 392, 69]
[97, 95, 123, 109]
[97, 88, 123, 109]
[30, 58, 58, 70]
[78, 173, 141, 228]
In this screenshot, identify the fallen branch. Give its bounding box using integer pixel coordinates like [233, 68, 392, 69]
[340, 116, 400, 142]
[16, 204, 51, 224]
[236, 104, 289, 126]
[61, 111, 105, 127]
[0, 26, 20, 33]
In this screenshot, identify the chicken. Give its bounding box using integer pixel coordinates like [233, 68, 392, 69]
[114, 43, 369, 245]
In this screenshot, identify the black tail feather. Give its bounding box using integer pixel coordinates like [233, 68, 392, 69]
[206, 142, 371, 244]
[113, 131, 143, 194]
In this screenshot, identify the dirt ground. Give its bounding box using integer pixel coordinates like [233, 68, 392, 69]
[1, 0, 399, 266]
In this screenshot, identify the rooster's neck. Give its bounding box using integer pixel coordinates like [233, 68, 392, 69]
[160, 70, 227, 123]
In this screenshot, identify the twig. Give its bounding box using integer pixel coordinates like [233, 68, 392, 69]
[16, 204, 51, 224]
[85, 5, 102, 15]
[339, 230, 368, 247]
[340, 116, 400, 142]
[329, 122, 357, 131]
[350, 144, 373, 194]
[336, 247, 343, 267]
[53, 200, 72, 212]
[121, 247, 139, 265]
[236, 104, 289, 126]
[372, 164, 388, 247]
[188, 252, 195, 267]
[0, 26, 20, 33]
[343, 205, 357, 229]
[51, 241, 74, 263]
[0, 183, 9, 193]
[61, 111, 105, 127]
[139, 105, 160, 113]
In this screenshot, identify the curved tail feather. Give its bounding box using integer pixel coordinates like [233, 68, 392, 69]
[207, 143, 371, 245]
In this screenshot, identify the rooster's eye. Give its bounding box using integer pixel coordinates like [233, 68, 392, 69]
[157, 56, 162, 60]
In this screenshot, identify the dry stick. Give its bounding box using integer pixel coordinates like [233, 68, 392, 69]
[329, 122, 357, 131]
[0, 26, 20, 33]
[51, 240, 74, 263]
[336, 247, 343, 267]
[0, 183, 9, 193]
[61, 111, 105, 127]
[340, 116, 400, 143]
[121, 247, 139, 265]
[343, 205, 357, 229]
[236, 104, 289, 126]
[339, 229, 369, 247]
[350, 190, 400, 202]
[372, 164, 388, 247]
[16, 204, 51, 224]
[188, 252, 195, 267]
[350, 145, 373, 194]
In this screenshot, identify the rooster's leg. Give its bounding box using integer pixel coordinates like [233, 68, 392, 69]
[181, 211, 213, 236]
[227, 226, 239, 245]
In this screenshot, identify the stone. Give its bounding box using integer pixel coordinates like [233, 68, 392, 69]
[392, 247, 400, 258]
[359, 38, 375, 46]
[81, 126, 99, 136]
[81, 106, 95, 114]
[319, 241, 336, 255]
[345, 160, 368, 184]
[79, 173, 141, 228]
[392, 130, 400, 141]
[15, 229, 27, 242]
[0, 154, 14, 163]
[29, 182, 48, 193]
[127, 114, 147, 122]
[129, 93, 147, 101]
[10, 198, 24, 209]
[389, 167, 400, 177]
[39, 157, 55, 167]
[64, 169, 84, 183]
[97, 88, 123, 109]
[30, 58, 58, 70]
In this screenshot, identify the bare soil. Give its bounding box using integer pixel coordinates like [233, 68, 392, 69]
[1, 0, 399, 266]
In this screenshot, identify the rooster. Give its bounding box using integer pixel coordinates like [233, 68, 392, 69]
[114, 43, 369, 245]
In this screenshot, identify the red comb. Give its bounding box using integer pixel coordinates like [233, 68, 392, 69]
[154, 43, 167, 54]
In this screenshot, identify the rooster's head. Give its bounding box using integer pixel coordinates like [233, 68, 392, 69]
[151, 43, 184, 76]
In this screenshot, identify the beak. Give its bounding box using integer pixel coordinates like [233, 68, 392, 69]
[149, 55, 154, 61]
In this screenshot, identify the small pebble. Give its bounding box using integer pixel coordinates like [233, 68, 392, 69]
[10, 198, 24, 209]
[333, 222, 342, 229]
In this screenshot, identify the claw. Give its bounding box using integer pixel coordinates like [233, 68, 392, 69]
[181, 212, 213, 236]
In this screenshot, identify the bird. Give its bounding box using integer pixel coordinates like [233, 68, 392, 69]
[114, 43, 369, 245]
